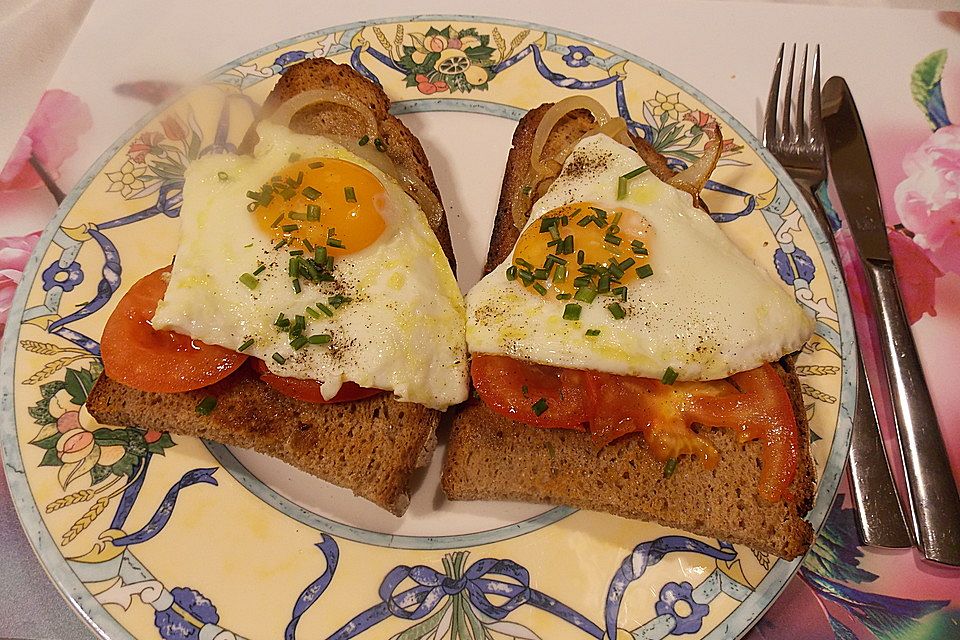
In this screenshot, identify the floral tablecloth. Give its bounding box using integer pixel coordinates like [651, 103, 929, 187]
[1, 2, 958, 639]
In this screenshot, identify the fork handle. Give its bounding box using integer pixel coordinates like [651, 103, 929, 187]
[865, 258, 960, 565]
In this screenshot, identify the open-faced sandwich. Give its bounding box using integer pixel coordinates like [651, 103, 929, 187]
[442, 97, 818, 559]
[86, 58, 468, 516]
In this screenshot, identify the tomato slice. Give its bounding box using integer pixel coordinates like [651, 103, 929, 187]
[471, 355, 594, 429]
[100, 266, 247, 393]
[250, 359, 382, 404]
[471, 354, 799, 502]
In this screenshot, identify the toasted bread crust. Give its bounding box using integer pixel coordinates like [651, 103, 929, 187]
[442, 103, 816, 559]
[87, 365, 437, 516]
[86, 58, 455, 516]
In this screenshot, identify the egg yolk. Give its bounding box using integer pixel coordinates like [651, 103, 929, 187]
[254, 158, 387, 255]
[512, 201, 654, 297]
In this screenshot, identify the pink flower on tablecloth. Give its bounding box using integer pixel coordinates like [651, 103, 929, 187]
[895, 124, 960, 275]
[889, 226, 943, 323]
[0, 231, 41, 332]
[0, 90, 92, 192]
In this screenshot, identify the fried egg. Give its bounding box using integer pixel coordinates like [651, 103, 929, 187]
[466, 133, 815, 381]
[151, 122, 468, 409]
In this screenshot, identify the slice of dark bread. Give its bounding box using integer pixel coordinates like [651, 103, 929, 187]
[87, 58, 455, 516]
[441, 104, 816, 558]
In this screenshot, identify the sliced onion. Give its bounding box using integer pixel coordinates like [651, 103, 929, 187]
[269, 89, 379, 140]
[398, 168, 445, 230]
[327, 134, 398, 177]
[529, 96, 612, 179]
[668, 122, 722, 200]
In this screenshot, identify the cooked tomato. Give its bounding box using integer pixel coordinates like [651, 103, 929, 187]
[250, 359, 382, 404]
[100, 266, 247, 393]
[470, 354, 799, 502]
[471, 354, 594, 429]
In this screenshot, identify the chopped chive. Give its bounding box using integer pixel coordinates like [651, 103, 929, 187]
[635, 264, 654, 279]
[327, 237, 344, 249]
[275, 312, 287, 326]
[612, 286, 628, 301]
[506, 265, 517, 281]
[272, 352, 286, 365]
[252, 263, 266, 276]
[329, 295, 351, 308]
[293, 315, 306, 333]
[604, 233, 622, 246]
[618, 165, 649, 199]
[556, 293, 573, 300]
[533, 268, 549, 280]
[554, 264, 567, 283]
[607, 262, 625, 279]
[315, 246, 327, 264]
[300, 259, 320, 281]
[619, 258, 636, 271]
[573, 275, 592, 288]
[516, 258, 534, 270]
[574, 287, 597, 303]
[532, 283, 547, 296]
[316, 303, 334, 317]
[289, 249, 304, 256]
[309, 334, 332, 345]
[607, 302, 626, 319]
[358, 134, 370, 146]
[563, 303, 582, 321]
[291, 278, 302, 294]
[531, 398, 549, 416]
[306, 306, 321, 319]
[577, 216, 592, 227]
[274, 239, 287, 250]
[309, 161, 324, 169]
[271, 214, 285, 228]
[306, 204, 320, 221]
[290, 335, 308, 350]
[663, 458, 678, 478]
[289, 211, 306, 221]
[539, 217, 558, 233]
[302, 238, 315, 253]
[586, 329, 601, 337]
[661, 367, 679, 385]
[549, 225, 561, 241]
[238, 338, 254, 352]
[288, 152, 301, 162]
[281, 223, 299, 233]
[218, 171, 229, 181]
[239, 273, 258, 289]
[325, 255, 334, 270]
[288, 257, 300, 278]
[344, 186, 356, 203]
[522, 185, 533, 196]
[374, 137, 386, 152]
[612, 210, 623, 225]
[577, 250, 585, 265]
[196, 396, 217, 416]
[518, 270, 535, 285]
[302, 186, 320, 201]
[597, 274, 611, 293]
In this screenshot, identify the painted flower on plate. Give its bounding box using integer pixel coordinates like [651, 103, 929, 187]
[655, 580, 709, 634]
[563, 45, 594, 68]
[895, 124, 960, 275]
[106, 160, 148, 198]
[645, 91, 690, 121]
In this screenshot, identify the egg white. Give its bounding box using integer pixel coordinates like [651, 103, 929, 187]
[151, 122, 468, 410]
[466, 133, 815, 381]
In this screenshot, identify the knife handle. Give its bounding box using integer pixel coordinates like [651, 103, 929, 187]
[865, 259, 960, 565]
[847, 350, 912, 548]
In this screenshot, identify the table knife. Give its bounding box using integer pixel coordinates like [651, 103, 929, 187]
[822, 76, 960, 566]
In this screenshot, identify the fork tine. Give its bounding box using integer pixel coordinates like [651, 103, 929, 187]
[781, 44, 797, 143]
[810, 45, 823, 145]
[796, 45, 808, 143]
[762, 43, 785, 148]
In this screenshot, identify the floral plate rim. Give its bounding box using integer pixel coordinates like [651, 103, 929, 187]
[0, 14, 856, 640]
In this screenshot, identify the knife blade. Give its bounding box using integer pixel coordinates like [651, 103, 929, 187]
[822, 76, 960, 566]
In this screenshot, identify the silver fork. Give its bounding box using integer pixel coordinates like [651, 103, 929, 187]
[763, 44, 910, 548]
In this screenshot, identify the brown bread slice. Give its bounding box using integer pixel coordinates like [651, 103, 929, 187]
[87, 58, 455, 516]
[442, 104, 816, 558]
